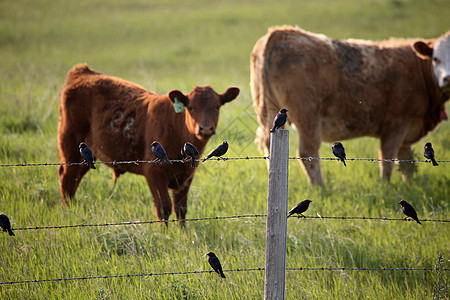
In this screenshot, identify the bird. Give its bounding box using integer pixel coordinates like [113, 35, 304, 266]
[287, 199, 312, 218]
[151, 141, 172, 164]
[423, 142, 438, 166]
[206, 141, 228, 160]
[270, 108, 288, 132]
[0, 214, 15, 236]
[332, 142, 346, 166]
[79, 142, 96, 169]
[399, 200, 422, 225]
[181, 142, 199, 168]
[206, 252, 226, 278]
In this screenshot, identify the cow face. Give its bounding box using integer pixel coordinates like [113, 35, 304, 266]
[413, 33, 450, 92]
[169, 86, 240, 140]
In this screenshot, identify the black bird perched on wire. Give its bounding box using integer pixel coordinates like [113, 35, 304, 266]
[151, 141, 172, 164]
[332, 142, 346, 166]
[181, 142, 199, 168]
[399, 200, 421, 225]
[206, 252, 226, 278]
[206, 141, 228, 160]
[270, 108, 288, 132]
[423, 142, 438, 166]
[79, 142, 96, 169]
[287, 199, 312, 218]
[0, 214, 15, 236]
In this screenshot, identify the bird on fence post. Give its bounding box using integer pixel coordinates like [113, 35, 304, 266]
[399, 200, 422, 225]
[79, 142, 96, 169]
[181, 142, 199, 168]
[0, 214, 15, 236]
[151, 141, 172, 164]
[206, 252, 226, 278]
[332, 142, 346, 166]
[205, 141, 228, 160]
[423, 142, 438, 166]
[270, 108, 288, 132]
[287, 199, 312, 218]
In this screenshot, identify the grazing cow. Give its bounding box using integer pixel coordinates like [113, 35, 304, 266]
[58, 64, 239, 221]
[251, 26, 450, 186]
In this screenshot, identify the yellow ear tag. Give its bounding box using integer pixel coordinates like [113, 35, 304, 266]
[173, 97, 185, 113]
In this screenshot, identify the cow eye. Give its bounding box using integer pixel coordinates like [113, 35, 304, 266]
[433, 57, 441, 64]
[188, 106, 193, 111]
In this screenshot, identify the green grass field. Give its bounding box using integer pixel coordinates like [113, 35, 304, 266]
[1, 0, 449, 298]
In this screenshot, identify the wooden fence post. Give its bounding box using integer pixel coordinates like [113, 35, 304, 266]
[264, 129, 289, 300]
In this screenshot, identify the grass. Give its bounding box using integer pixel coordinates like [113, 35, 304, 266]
[1, 0, 449, 299]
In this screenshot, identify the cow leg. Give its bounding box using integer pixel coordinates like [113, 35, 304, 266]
[397, 145, 415, 181]
[172, 177, 194, 226]
[59, 164, 90, 203]
[296, 117, 324, 186]
[58, 131, 90, 203]
[379, 130, 408, 181]
[146, 176, 172, 224]
[297, 130, 324, 186]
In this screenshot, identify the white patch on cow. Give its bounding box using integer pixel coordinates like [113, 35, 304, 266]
[122, 116, 135, 139]
[433, 34, 450, 89]
[108, 110, 123, 133]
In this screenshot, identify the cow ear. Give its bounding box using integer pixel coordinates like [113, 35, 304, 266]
[220, 87, 240, 105]
[412, 41, 433, 60]
[169, 90, 188, 105]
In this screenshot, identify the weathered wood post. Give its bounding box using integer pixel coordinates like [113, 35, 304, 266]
[264, 129, 289, 300]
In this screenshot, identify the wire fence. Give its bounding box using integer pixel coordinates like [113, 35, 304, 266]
[2, 266, 447, 286]
[11, 213, 449, 232]
[1, 156, 450, 168]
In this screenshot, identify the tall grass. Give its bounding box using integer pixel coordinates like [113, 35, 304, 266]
[1, 0, 449, 299]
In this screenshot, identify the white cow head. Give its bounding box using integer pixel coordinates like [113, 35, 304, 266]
[413, 33, 450, 92]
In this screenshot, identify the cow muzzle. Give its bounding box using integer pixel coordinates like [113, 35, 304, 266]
[198, 126, 215, 138]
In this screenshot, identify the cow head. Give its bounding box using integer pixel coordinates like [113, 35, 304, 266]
[413, 33, 450, 93]
[169, 86, 240, 140]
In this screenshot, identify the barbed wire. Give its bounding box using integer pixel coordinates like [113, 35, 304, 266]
[11, 214, 449, 232]
[1, 266, 447, 285]
[293, 215, 450, 223]
[1, 156, 449, 168]
[12, 214, 267, 231]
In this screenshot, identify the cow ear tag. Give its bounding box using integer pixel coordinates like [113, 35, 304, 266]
[173, 97, 185, 113]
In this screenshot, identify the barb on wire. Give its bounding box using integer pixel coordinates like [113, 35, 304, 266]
[2, 266, 447, 285]
[12, 213, 449, 232]
[2, 156, 449, 168]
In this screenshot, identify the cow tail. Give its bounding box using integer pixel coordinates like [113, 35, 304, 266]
[251, 33, 272, 153]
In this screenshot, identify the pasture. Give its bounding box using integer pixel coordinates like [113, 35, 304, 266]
[0, 0, 449, 298]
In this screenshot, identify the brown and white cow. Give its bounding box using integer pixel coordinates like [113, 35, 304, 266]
[58, 64, 239, 221]
[251, 26, 449, 186]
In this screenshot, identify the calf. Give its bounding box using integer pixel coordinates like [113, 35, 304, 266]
[58, 64, 239, 221]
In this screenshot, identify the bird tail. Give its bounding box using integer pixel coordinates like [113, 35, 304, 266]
[7, 229, 15, 236]
[191, 157, 196, 168]
[287, 212, 293, 218]
[165, 157, 172, 164]
[89, 161, 96, 169]
[219, 270, 226, 278]
[431, 158, 439, 166]
[206, 154, 212, 160]
[270, 126, 275, 133]
[416, 219, 422, 225]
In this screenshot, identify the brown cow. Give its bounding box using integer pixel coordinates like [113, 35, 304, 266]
[251, 26, 449, 186]
[58, 64, 239, 221]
